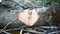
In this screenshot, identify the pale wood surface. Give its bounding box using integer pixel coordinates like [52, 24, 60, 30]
[18, 9, 39, 26]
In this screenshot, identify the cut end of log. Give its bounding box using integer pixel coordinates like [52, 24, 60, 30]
[18, 9, 39, 26]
